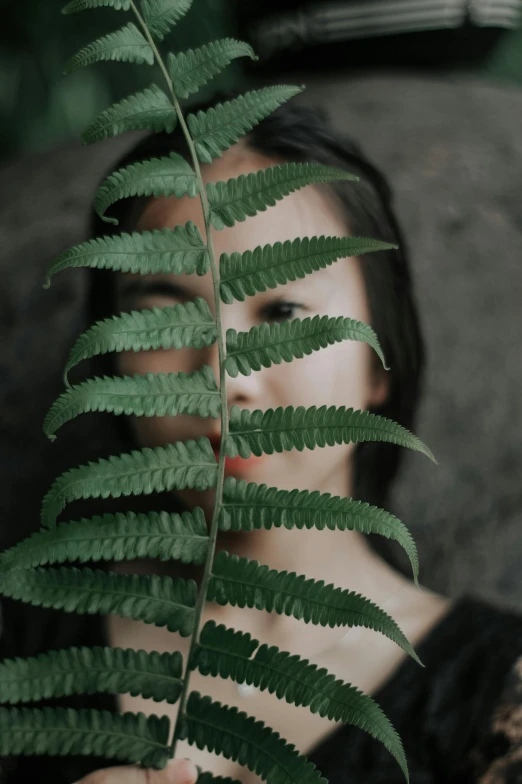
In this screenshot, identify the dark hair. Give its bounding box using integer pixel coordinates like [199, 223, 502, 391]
[88, 90, 425, 576]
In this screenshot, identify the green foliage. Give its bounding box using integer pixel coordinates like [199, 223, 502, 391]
[0, 567, 197, 635]
[141, 0, 194, 42]
[0, 707, 170, 768]
[82, 84, 177, 143]
[224, 315, 388, 378]
[62, 297, 216, 382]
[41, 438, 217, 527]
[167, 39, 256, 99]
[208, 552, 421, 664]
[188, 85, 304, 164]
[0, 508, 208, 570]
[63, 22, 154, 74]
[44, 367, 220, 439]
[62, 0, 132, 12]
[218, 477, 419, 584]
[0, 646, 183, 704]
[219, 234, 397, 303]
[45, 222, 209, 287]
[0, 2, 438, 780]
[207, 162, 359, 230]
[226, 404, 436, 460]
[176, 692, 327, 784]
[191, 622, 408, 777]
[95, 152, 199, 223]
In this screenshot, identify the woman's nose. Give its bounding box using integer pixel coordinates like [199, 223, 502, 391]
[202, 338, 264, 410]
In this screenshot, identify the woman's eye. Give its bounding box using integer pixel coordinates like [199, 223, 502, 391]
[261, 300, 305, 322]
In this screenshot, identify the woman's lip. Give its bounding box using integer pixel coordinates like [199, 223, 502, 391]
[212, 445, 264, 474]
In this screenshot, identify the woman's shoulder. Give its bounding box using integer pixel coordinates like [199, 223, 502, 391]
[308, 594, 522, 782]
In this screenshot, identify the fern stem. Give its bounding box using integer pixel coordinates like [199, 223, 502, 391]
[129, 1, 229, 759]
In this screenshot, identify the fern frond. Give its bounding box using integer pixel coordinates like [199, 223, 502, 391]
[207, 163, 358, 230]
[0, 508, 208, 571]
[141, 0, 193, 42]
[41, 438, 217, 527]
[208, 552, 421, 664]
[0, 646, 183, 705]
[195, 772, 242, 784]
[226, 405, 436, 462]
[44, 367, 220, 440]
[95, 153, 198, 225]
[0, 567, 196, 635]
[177, 692, 328, 784]
[188, 86, 303, 164]
[63, 298, 216, 382]
[0, 707, 170, 768]
[63, 23, 153, 75]
[44, 223, 208, 288]
[219, 477, 418, 584]
[191, 622, 408, 779]
[62, 0, 130, 12]
[167, 39, 256, 101]
[82, 84, 177, 144]
[225, 315, 388, 378]
[220, 235, 397, 303]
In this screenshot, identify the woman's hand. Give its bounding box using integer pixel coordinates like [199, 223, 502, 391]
[73, 758, 199, 784]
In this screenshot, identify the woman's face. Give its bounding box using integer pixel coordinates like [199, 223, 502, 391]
[115, 142, 389, 514]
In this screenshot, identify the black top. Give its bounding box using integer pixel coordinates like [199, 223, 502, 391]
[1, 594, 522, 783]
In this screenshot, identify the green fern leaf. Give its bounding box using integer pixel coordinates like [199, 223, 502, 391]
[177, 692, 327, 784]
[167, 39, 256, 101]
[226, 405, 436, 462]
[188, 86, 303, 164]
[44, 367, 220, 440]
[141, 0, 193, 42]
[208, 552, 421, 664]
[95, 153, 198, 225]
[63, 23, 153, 75]
[191, 622, 408, 779]
[0, 508, 208, 571]
[62, 0, 131, 12]
[219, 477, 418, 584]
[82, 84, 177, 144]
[44, 223, 208, 288]
[195, 773, 242, 784]
[0, 646, 183, 705]
[225, 315, 388, 378]
[220, 235, 397, 303]
[0, 707, 170, 768]
[41, 438, 217, 527]
[0, 567, 196, 635]
[207, 163, 358, 230]
[63, 298, 216, 381]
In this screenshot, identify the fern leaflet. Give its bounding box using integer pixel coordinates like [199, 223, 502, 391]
[227, 405, 436, 462]
[141, 0, 194, 42]
[208, 552, 421, 664]
[220, 235, 396, 303]
[207, 163, 359, 230]
[63, 298, 216, 382]
[94, 153, 198, 224]
[224, 315, 388, 377]
[63, 23, 154, 74]
[0, 508, 208, 571]
[0, 646, 183, 705]
[0, 567, 196, 635]
[44, 367, 220, 439]
[167, 39, 256, 100]
[41, 438, 217, 527]
[188, 86, 304, 164]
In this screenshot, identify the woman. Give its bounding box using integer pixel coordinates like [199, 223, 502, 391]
[2, 96, 522, 783]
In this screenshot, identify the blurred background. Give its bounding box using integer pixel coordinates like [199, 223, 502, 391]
[2, 0, 522, 162]
[1, 1, 522, 609]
